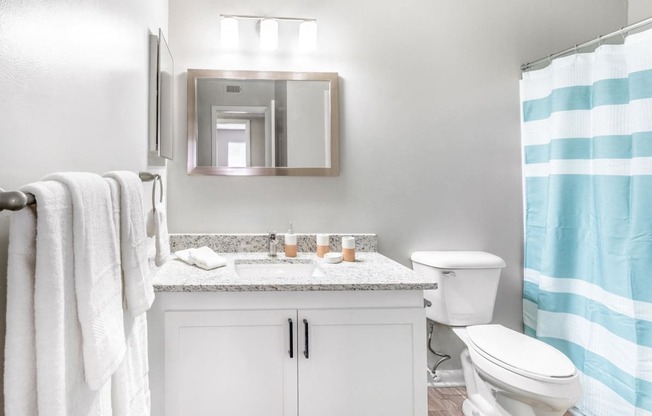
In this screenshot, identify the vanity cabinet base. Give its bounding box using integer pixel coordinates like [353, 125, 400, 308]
[148, 291, 428, 416]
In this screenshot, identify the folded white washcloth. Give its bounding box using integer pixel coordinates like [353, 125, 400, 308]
[189, 247, 227, 270]
[104, 171, 154, 317]
[43, 172, 126, 391]
[174, 248, 195, 265]
[174, 247, 227, 270]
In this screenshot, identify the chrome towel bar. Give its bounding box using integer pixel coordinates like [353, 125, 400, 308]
[0, 171, 160, 212]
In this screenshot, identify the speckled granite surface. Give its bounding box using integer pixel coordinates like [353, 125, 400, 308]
[169, 233, 378, 253]
[152, 251, 435, 292]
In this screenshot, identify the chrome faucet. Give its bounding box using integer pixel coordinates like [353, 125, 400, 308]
[268, 232, 278, 257]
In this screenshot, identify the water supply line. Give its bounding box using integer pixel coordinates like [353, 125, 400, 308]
[427, 321, 451, 381]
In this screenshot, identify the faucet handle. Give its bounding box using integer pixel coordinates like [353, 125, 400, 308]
[268, 231, 278, 257]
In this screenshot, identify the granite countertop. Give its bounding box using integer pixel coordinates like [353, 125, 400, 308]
[152, 252, 436, 292]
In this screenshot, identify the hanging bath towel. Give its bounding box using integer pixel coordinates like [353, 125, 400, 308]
[44, 172, 126, 391]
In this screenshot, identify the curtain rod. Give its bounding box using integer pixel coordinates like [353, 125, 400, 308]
[521, 15, 652, 71]
[0, 171, 160, 212]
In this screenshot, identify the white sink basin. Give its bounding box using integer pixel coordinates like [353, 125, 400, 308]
[234, 260, 324, 278]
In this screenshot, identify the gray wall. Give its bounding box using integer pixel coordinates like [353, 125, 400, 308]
[169, 0, 627, 336]
[0, 0, 167, 410]
[629, 0, 652, 23]
[287, 81, 329, 167]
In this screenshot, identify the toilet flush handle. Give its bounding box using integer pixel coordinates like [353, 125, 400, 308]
[442, 270, 456, 277]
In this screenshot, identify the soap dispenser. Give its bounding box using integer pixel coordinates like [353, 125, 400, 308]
[285, 222, 297, 258]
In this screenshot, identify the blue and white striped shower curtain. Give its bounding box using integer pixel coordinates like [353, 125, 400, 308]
[521, 28, 652, 416]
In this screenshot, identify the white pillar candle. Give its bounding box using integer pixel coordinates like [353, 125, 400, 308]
[316, 234, 330, 258]
[342, 236, 355, 262]
[316, 234, 330, 246]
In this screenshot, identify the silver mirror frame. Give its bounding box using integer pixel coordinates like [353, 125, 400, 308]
[187, 69, 340, 176]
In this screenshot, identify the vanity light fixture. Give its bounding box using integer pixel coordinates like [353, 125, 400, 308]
[219, 14, 317, 52]
[259, 19, 278, 50]
[220, 16, 239, 48]
[298, 20, 317, 52]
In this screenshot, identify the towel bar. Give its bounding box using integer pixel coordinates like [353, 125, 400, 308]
[0, 171, 160, 212]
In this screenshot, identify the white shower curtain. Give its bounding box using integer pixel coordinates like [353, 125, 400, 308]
[520, 29, 652, 415]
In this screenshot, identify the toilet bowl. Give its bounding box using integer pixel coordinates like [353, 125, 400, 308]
[455, 325, 581, 416]
[411, 251, 581, 416]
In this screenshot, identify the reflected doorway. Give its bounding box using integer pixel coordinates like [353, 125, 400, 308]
[212, 119, 251, 167]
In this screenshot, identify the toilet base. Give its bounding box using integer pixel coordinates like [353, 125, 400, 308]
[460, 349, 510, 416]
[460, 349, 570, 416]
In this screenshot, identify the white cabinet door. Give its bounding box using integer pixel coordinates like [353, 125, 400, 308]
[297, 308, 427, 416]
[165, 309, 298, 416]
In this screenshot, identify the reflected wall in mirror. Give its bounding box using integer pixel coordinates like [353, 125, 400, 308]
[187, 69, 339, 176]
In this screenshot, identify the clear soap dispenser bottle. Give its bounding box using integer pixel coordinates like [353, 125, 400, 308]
[285, 222, 297, 258]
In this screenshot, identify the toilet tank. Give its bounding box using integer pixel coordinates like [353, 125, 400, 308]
[411, 251, 506, 326]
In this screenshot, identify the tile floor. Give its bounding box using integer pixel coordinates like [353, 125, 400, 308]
[428, 387, 573, 416]
[428, 387, 466, 416]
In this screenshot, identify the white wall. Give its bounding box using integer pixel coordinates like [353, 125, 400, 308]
[169, 0, 626, 333]
[0, 0, 168, 411]
[629, 0, 652, 22]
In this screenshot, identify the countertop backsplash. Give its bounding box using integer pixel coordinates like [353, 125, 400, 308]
[169, 233, 378, 253]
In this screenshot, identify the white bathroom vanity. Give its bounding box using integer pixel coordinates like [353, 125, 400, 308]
[147, 237, 435, 416]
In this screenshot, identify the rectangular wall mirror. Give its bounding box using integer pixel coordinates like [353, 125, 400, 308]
[187, 69, 339, 176]
[148, 29, 174, 160]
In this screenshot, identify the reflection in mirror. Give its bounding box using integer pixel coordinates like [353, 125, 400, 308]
[187, 70, 339, 176]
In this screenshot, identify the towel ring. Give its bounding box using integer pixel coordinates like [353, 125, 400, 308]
[152, 175, 163, 211]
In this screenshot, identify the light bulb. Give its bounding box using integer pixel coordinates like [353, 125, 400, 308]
[259, 19, 278, 50]
[299, 21, 317, 52]
[221, 17, 239, 48]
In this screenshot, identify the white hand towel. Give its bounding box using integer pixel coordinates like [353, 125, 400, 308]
[5, 200, 37, 415]
[148, 202, 170, 267]
[104, 171, 154, 316]
[174, 248, 195, 264]
[44, 172, 126, 391]
[188, 246, 227, 270]
[20, 181, 110, 415]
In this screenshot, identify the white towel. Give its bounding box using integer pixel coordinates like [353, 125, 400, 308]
[16, 181, 110, 415]
[44, 172, 126, 391]
[104, 174, 152, 415]
[103, 171, 154, 316]
[5, 200, 37, 415]
[174, 248, 195, 264]
[188, 246, 227, 270]
[111, 314, 151, 416]
[146, 202, 171, 267]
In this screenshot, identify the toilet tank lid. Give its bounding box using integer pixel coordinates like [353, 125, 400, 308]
[411, 251, 506, 269]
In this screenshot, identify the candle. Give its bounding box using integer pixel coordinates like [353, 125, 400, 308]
[316, 234, 330, 258]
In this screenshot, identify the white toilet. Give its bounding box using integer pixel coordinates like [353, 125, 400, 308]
[412, 251, 581, 416]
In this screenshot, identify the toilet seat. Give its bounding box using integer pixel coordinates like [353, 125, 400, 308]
[466, 325, 576, 382]
[460, 324, 581, 403]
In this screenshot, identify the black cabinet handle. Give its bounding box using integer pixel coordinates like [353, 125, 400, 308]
[288, 318, 294, 358]
[303, 319, 309, 359]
